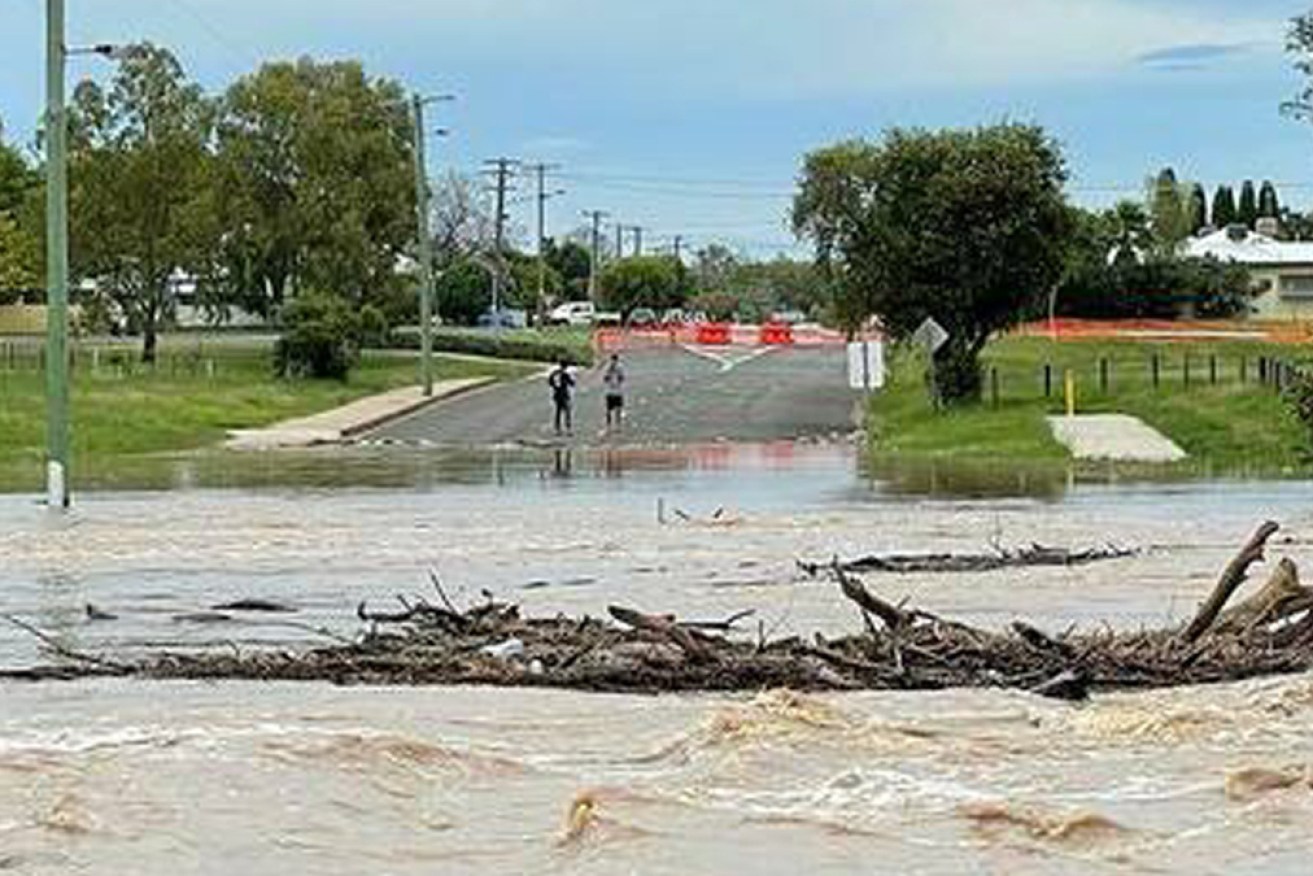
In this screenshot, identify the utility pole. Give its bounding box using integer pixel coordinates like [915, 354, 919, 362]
[527, 162, 562, 324]
[411, 96, 435, 396]
[45, 0, 69, 508]
[613, 223, 623, 264]
[582, 210, 608, 302]
[409, 93, 453, 394]
[482, 157, 517, 322]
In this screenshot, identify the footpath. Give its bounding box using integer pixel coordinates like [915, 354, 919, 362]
[1047, 413, 1187, 463]
[226, 378, 493, 450]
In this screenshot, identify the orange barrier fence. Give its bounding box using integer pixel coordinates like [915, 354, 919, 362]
[594, 323, 854, 352]
[1015, 318, 1313, 344]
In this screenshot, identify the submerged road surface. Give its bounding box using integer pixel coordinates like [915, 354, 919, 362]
[375, 344, 861, 445]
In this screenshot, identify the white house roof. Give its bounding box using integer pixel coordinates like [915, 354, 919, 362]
[1182, 227, 1313, 267]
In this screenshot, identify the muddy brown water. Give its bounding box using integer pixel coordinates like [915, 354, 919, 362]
[3, 445, 1313, 873]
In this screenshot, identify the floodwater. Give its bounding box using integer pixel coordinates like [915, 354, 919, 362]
[3, 444, 1313, 873]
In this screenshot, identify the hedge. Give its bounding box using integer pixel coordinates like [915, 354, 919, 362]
[390, 327, 593, 366]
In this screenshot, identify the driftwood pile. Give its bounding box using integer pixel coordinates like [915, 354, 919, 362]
[798, 543, 1136, 576]
[6, 522, 1313, 700]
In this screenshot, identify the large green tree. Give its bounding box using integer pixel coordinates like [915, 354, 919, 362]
[598, 255, 690, 317]
[68, 43, 214, 361]
[0, 121, 40, 301]
[543, 238, 591, 301]
[792, 124, 1071, 403]
[212, 57, 415, 317]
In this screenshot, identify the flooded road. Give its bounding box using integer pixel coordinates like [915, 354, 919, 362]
[2, 445, 1313, 872]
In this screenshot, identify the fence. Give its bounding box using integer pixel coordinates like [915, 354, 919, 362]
[975, 349, 1300, 408]
[0, 339, 220, 379]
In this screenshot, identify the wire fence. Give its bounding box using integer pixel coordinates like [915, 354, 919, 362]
[977, 350, 1302, 408]
[0, 339, 221, 379]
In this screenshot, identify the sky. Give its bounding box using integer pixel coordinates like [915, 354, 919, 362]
[3, 0, 1313, 258]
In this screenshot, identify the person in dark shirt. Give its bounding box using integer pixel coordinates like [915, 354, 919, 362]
[547, 360, 576, 435]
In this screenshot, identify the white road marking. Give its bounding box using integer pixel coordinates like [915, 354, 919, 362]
[678, 344, 775, 372]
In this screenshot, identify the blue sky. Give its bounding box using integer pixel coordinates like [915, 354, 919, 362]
[3, 0, 1313, 257]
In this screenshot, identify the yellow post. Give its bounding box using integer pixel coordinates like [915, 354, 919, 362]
[1064, 369, 1076, 417]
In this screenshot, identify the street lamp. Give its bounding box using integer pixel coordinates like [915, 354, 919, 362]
[410, 92, 455, 397]
[45, 0, 119, 509]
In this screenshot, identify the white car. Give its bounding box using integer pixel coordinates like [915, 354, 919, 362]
[548, 301, 596, 326]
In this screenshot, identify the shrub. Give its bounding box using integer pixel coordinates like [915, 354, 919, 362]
[357, 304, 391, 348]
[273, 293, 360, 380]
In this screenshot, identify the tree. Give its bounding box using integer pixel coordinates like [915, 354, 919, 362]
[1188, 183, 1208, 233]
[435, 257, 493, 326]
[793, 124, 1070, 403]
[1212, 185, 1238, 228]
[1259, 180, 1281, 220]
[0, 214, 40, 302]
[598, 255, 689, 317]
[68, 43, 215, 362]
[0, 120, 37, 217]
[0, 123, 40, 302]
[212, 57, 415, 318]
[543, 238, 591, 300]
[1148, 167, 1193, 252]
[429, 170, 494, 265]
[1106, 200, 1151, 263]
[1238, 180, 1259, 228]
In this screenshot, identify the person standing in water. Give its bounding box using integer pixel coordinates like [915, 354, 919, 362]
[548, 360, 576, 435]
[602, 353, 625, 431]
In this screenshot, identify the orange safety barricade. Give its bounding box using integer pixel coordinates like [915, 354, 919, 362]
[759, 322, 794, 345]
[696, 322, 732, 345]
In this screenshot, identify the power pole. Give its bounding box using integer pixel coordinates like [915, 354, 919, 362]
[582, 210, 608, 302]
[613, 223, 624, 264]
[527, 162, 561, 323]
[482, 157, 518, 321]
[45, 0, 69, 509]
[411, 95, 435, 396]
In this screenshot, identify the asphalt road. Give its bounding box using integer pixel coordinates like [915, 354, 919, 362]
[374, 345, 861, 446]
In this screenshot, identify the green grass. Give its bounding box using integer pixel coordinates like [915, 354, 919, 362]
[0, 337, 532, 490]
[870, 336, 1310, 475]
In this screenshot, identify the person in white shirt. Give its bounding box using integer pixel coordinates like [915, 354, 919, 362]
[602, 353, 625, 430]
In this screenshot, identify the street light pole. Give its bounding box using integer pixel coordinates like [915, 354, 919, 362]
[45, 0, 70, 509]
[411, 94, 435, 397]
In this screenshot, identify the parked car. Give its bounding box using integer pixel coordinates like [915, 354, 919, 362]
[626, 307, 658, 328]
[477, 308, 528, 329]
[547, 301, 596, 326]
[771, 309, 808, 325]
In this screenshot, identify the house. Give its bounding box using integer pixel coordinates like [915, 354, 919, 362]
[1183, 225, 1313, 321]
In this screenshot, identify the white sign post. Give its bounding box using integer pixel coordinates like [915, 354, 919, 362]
[847, 339, 885, 391]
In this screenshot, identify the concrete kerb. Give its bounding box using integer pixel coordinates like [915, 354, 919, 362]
[225, 377, 497, 451]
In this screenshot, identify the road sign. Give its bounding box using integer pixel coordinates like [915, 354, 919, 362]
[847, 340, 885, 391]
[911, 317, 949, 354]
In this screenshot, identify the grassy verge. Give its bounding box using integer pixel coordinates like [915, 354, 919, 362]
[870, 336, 1310, 475]
[0, 337, 532, 490]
